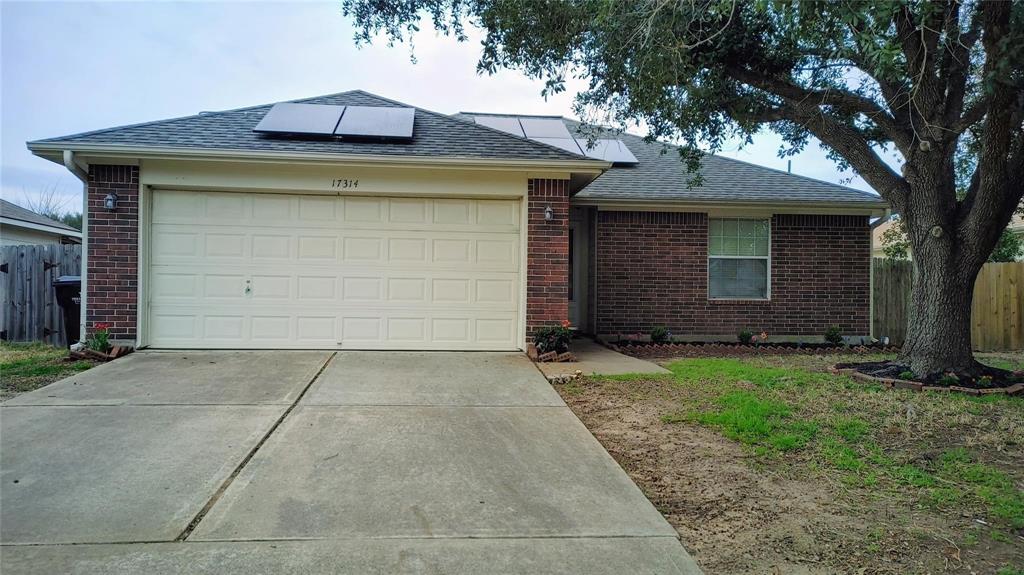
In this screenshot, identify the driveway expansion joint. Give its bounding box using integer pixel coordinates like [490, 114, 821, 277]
[175, 352, 337, 542]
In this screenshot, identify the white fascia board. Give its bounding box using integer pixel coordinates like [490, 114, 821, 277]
[27, 142, 610, 174]
[571, 197, 888, 217]
[1, 217, 82, 238]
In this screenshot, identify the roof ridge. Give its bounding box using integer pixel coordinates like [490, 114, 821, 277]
[31, 89, 589, 161]
[29, 90, 373, 145]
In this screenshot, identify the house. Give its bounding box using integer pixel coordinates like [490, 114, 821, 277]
[27, 90, 886, 349]
[0, 199, 81, 246]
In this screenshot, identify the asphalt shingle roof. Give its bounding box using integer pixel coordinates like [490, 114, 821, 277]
[456, 113, 885, 206]
[0, 199, 79, 232]
[30, 91, 586, 163]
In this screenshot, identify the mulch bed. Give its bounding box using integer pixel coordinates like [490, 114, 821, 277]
[834, 360, 1024, 396]
[607, 341, 900, 359]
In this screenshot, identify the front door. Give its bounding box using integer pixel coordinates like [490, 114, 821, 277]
[567, 208, 590, 331]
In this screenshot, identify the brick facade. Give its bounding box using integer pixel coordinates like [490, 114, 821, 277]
[86, 165, 139, 341]
[526, 179, 570, 334]
[594, 211, 871, 339]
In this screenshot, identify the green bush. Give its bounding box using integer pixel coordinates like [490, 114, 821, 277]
[650, 326, 671, 344]
[534, 325, 573, 354]
[737, 330, 754, 344]
[823, 325, 844, 345]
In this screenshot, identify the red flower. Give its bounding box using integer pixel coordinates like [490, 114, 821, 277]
[94, 323, 110, 331]
[561, 319, 571, 328]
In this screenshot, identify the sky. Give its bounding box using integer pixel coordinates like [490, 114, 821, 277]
[2, 1, 883, 216]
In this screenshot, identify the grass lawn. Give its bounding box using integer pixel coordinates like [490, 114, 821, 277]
[1, 342, 98, 401]
[555, 352, 1024, 575]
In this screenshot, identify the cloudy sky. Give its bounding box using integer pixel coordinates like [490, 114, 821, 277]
[2, 1, 882, 215]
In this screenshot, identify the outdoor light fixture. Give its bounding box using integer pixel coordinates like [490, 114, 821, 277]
[103, 193, 118, 211]
[544, 205, 554, 221]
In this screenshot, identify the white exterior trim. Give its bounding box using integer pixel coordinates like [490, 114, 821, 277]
[576, 199, 886, 217]
[0, 217, 81, 239]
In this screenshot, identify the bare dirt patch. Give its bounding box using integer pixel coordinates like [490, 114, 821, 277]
[555, 355, 1024, 575]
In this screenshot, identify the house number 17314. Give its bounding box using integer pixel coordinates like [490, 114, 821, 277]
[332, 179, 359, 189]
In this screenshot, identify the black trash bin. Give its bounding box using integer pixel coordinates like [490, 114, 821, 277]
[53, 275, 81, 348]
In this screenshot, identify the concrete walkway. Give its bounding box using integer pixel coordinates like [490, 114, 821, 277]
[1, 350, 700, 574]
[537, 338, 672, 378]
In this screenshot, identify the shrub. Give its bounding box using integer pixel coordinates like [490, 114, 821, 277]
[824, 326, 844, 345]
[737, 330, 754, 344]
[898, 370, 916, 380]
[534, 323, 573, 354]
[650, 326, 671, 344]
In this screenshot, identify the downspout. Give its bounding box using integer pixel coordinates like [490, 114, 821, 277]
[64, 151, 88, 344]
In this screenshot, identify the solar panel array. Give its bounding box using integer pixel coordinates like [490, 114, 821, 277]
[471, 115, 638, 165]
[254, 103, 415, 141]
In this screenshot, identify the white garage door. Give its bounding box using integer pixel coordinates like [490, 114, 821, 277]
[149, 190, 522, 350]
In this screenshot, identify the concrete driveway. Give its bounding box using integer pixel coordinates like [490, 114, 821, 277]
[1, 351, 700, 574]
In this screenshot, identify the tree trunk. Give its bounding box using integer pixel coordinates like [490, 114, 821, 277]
[899, 261, 979, 376]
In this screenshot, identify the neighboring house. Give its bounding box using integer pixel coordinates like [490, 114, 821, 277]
[27, 90, 885, 349]
[873, 213, 1024, 261]
[0, 199, 81, 246]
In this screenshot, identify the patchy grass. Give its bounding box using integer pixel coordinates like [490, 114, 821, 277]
[554, 352, 1024, 575]
[1, 342, 96, 401]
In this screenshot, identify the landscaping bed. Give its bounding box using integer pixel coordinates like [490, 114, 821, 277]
[1, 342, 100, 402]
[608, 340, 901, 359]
[553, 352, 1024, 575]
[836, 360, 1024, 394]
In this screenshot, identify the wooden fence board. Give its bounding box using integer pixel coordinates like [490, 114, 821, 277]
[1, 244, 82, 347]
[873, 258, 1024, 352]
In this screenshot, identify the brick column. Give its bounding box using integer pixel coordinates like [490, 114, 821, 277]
[86, 165, 139, 342]
[526, 178, 570, 335]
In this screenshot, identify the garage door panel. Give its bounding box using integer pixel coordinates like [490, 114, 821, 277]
[149, 190, 522, 350]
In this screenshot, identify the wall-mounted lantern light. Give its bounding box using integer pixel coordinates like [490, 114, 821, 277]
[103, 193, 118, 211]
[544, 205, 554, 222]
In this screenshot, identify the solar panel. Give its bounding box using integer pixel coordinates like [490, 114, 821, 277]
[520, 118, 572, 138]
[533, 137, 585, 155]
[335, 106, 415, 140]
[474, 116, 525, 137]
[253, 103, 345, 136]
[575, 138, 639, 164]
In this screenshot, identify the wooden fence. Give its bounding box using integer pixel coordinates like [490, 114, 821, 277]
[872, 259, 1024, 351]
[1, 244, 82, 347]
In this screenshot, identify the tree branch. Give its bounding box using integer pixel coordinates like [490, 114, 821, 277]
[725, 65, 913, 153]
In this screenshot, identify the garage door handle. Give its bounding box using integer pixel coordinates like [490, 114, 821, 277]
[245, 279, 252, 295]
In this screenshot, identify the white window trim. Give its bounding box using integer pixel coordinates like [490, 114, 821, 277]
[707, 217, 772, 301]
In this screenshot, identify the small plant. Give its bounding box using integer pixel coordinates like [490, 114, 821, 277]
[824, 326, 844, 345]
[938, 372, 960, 387]
[898, 370, 916, 380]
[750, 331, 769, 345]
[738, 330, 754, 344]
[87, 323, 111, 353]
[650, 326, 671, 344]
[534, 320, 573, 354]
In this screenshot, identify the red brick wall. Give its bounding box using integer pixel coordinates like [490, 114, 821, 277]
[594, 211, 871, 339]
[526, 179, 570, 335]
[86, 165, 139, 341]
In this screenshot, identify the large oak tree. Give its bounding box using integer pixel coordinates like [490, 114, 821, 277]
[343, 0, 1024, 377]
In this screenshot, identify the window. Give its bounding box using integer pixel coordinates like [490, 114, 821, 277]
[708, 218, 770, 299]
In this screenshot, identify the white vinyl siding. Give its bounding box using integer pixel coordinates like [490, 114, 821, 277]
[148, 190, 522, 350]
[708, 218, 770, 300]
